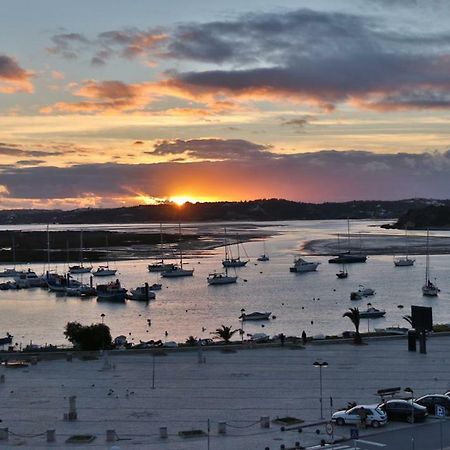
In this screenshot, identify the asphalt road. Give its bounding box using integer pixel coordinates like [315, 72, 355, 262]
[310, 420, 450, 450]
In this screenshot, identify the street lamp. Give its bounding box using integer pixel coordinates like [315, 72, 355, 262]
[313, 360, 329, 419]
[404, 387, 414, 424]
[100, 313, 105, 325]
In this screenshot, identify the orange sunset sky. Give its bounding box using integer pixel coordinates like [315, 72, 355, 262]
[2, 0, 450, 208]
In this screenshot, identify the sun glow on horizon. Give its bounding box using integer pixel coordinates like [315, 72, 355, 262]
[168, 195, 219, 206]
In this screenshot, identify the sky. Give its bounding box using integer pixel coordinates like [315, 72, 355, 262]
[2, 0, 450, 208]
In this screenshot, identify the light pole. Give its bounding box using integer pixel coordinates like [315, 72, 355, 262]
[404, 387, 414, 424]
[240, 308, 245, 342]
[313, 360, 329, 419]
[100, 313, 105, 325]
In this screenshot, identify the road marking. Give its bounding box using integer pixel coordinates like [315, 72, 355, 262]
[356, 439, 386, 447]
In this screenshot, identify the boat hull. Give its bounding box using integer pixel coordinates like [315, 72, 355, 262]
[329, 254, 367, 264]
[240, 312, 271, 321]
[222, 259, 248, 268]
[207, 274, 237, 285]
[93, 269, 117, 277]
[290, 263, 320, 273]
[161, 268, 194, 278]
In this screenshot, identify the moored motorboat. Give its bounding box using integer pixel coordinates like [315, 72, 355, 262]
[128, 285, 156, 301]
[290, 257, 320, 273]
[0, 268, 23, 278]
[14, 269, 46, 288]
[239, 311, 271, 321]
[97, 280, 127, 302]
[359, 307, 386, 319]
[358, 285, 375, 296]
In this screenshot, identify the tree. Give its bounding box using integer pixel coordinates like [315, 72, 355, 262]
[211, 325, 238, 344]
[64, 321, 112, 351]
[185, 336, 198, 346]
[403, 315, 413, 327]
[343, 308, 362, 344]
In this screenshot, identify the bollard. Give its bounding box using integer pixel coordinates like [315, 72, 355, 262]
[159, 427, 168, 439]
[0, 428, 8, 441]
[46, 429, 55, 443]
[68, 395, 77, 420]
[218, 422, 226, 435]
[261, 416, 270, 428]
[106, 429, 116, 442]
[0, 374, 5, 383]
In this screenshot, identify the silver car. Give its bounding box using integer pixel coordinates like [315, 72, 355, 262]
[332, 404, 388, 428]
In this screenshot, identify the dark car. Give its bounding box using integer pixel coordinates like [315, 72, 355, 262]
[378, 399, 428, 423]
[415, 395, 450, 415]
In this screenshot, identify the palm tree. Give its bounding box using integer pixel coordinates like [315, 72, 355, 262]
[211, 325, 238, 344]
[403, 315, 413, 327]
[343, 307, 362, 344]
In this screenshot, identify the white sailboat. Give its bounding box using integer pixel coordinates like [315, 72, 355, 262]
[207, 230, 237, 285]
[93, 234, 117, 277]
[222, 230, 249, 267]
[422, 229, 439, 297]
[257, 241, 270, 262]
[394, 226, 415, 267]
[148, 224, 175, 272]
[161, 224, 194, 278]
[69, 230, 92, 274]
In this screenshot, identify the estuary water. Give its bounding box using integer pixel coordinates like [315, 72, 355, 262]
[0, 219, 449, 347]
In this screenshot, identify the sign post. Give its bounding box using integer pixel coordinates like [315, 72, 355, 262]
[435, 405, 446, 450]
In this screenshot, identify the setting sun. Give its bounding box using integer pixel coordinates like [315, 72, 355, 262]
[169, 195, 200, 206]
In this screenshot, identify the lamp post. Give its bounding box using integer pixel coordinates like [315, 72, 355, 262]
[240, 308, 245, 342]
[313, 360, 329, 419]
[404, 387, 414, 424]
[100, 313, 105, 325]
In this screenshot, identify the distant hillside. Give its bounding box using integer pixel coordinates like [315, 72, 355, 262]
[0, 198, 445, 225]
[387, 203, 450, 229]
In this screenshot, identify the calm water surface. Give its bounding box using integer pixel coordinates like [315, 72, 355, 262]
[0, 220, 449, 347]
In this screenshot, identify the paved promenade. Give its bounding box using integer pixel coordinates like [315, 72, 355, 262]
[0, 335, 449, 449]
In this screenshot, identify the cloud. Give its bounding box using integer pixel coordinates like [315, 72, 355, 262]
[149, 138, 270, 160]
[0, 54, 33, 93]
[0, 144, 63, 158]
[47, 33, 90, 59]
[2, 143, 450, 205]
[15, 159, 46, 166]
[44, 8, 450, 114]
[281, 116, 312, 130]
[41, 80, 157, 113]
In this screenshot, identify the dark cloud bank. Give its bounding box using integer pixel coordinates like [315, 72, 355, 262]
[1, 139, 450, 203]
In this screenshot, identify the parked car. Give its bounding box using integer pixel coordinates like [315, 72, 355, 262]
[378, 399, 428, 422]
[415, 395, 450, 415]
[332, 405, 387, 428]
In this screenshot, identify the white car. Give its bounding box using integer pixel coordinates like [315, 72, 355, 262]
[332, 405, 387, 428]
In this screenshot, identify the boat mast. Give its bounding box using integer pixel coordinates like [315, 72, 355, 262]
[160, 223, 164, 264]
[425, 229, 430, 284]
[11, 234, 16, 269]
[47, 224, 50, 273]
[347, 218, 351, 251]
[79, 230, 84, 265]
[105, 234, 110, 268]
[178, 223, 183, 269]
[224, 229, 228, 276]
[404, 226, 409, 259]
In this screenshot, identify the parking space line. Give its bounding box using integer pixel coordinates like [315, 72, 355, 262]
[356, 439, 386, 447]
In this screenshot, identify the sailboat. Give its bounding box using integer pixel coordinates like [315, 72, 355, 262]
[222, 231, 249, 267]
[161, 224, 194, 278]
[148, 224, 175, 272]
[69, 230, 92, 274]
[257, 241, 270, 262]
[328, 219, 367, 264]
[93, 234, 117, 277]
[207, 230, 237, 285]
[0, 234, 23, 277]
[422, 229, 439, 296]
[335, 234, 348, 278]
[394, 227, 415, 267]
